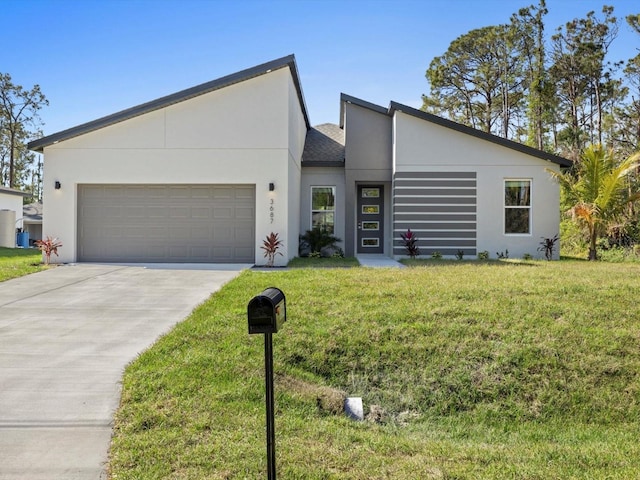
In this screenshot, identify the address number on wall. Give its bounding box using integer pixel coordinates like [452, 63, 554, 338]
[270, 198, 275, 224]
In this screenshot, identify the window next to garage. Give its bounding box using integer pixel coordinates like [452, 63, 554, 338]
[504, 179, 531, 234]
[311, 186, 336, 233]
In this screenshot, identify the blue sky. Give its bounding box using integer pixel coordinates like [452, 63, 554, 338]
[4, 0, 639, 137]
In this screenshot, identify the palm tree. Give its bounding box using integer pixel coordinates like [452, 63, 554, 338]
[548, 145, 640, 260]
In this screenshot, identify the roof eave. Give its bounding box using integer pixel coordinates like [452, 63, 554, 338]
[0, 186, 33, 198]
[388, 102, 572, 168]
[28, 55, 310, 153]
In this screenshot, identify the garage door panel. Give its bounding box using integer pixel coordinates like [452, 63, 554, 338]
[104, 186, 125, 198]
[235, 207, 254, 219]
[213, 207, 233, 219]
[234, 246, 254, 258]
[126, 206, 146, 218]
[190, 226, 210, 238]
[147, 206, 166, 218]
[169, 186, 192, 198]
[191, 207, 211, 219]
[235, 187, 255, 199]
[78, 184, 255, 263]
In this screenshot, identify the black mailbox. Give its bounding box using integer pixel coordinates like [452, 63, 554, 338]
[248, 287, 286, 334]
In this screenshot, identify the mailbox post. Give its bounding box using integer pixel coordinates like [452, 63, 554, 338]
[248, 287, 286, 480]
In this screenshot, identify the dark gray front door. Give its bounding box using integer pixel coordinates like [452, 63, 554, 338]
[357, 185, 384, 254]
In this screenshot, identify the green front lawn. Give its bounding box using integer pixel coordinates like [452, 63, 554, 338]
[109, 261, 640, 479]
[0, 247, 46, 282]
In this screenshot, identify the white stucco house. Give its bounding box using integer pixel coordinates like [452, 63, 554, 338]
[28, 55, 570, 265]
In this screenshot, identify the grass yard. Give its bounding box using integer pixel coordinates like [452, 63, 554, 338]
[109, 261, 640, 479]
[0, 247, 47, 282]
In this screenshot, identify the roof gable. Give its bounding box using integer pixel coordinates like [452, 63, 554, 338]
[341, 94, 571, 168]
[389, 102, 571, 168]
[28, 55, 310, 152]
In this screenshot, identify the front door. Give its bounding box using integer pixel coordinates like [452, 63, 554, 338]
[357, 185, 384, 254]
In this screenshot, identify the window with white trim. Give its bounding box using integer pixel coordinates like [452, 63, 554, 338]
[504, 180, 531, 234]
[311, 186, 335, 233]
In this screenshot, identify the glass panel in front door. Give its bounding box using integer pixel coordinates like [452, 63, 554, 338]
[357, 185, 384, 254]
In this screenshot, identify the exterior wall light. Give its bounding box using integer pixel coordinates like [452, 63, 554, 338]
[54, 181, 61, 190]
[269, 182, 275, 192]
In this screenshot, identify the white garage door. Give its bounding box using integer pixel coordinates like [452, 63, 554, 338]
[78, 184, 255, 263]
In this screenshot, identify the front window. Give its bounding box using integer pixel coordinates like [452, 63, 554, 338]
[311, 186, 335, 233]
[504, 180, 531, 234]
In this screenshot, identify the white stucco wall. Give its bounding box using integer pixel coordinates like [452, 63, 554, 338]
[42, 67, 306, 265]
[0, 192, 24, 230]
[284, 73, 307, 261]
[393, 112, 561, 259]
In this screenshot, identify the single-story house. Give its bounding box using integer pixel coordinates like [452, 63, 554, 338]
[28, 55, 570, 265]
[0, 186, 32, 247]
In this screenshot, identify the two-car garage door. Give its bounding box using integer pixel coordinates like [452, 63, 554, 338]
[78, 184, 255, 263]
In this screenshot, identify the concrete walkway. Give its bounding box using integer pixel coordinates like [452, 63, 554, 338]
[356, 254, 406, 268]
[0, 263, 248, 480]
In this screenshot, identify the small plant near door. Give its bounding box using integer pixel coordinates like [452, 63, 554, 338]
[299, 228, 342, 257]
[400, 229, 420, 258]
[35, 236, 63, 265]
[261, 232, 283, 267]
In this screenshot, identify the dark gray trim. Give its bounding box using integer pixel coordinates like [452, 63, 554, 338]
[340, 93, 388, 115]
[394, 179, 477, 187]
[339, 93, 388, 128]
[394, 239, 477, 247]
[395, 188, 477, 197]
[395, 196, 476, 205]
[302, 161, 345, 168]
[395, 222, 477, 230]
[394, 205, 477, 213]
[388, 102, 572, 168]
[395, 171, 477, 179]
[29, 55, 310, 152]
[393, 229, 477, 239]
[394, 214, 477, 222]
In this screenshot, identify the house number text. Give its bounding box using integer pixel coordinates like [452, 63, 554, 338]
[270, 198, 275, 224]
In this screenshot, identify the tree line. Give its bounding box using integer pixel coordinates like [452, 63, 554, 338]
[422, 2, 639, 162]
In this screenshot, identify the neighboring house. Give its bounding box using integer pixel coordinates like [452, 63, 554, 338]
[23, 202, 43, 245]
[28, 55, 570, 265]
[0, 187, 32, 247]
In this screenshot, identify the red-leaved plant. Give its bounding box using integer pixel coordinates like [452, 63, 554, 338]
[35, 236, 63, 265]
[400, 228, 420, 258]
[261, 232, 283, 267]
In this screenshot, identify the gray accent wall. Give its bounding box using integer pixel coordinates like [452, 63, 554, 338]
[343, 101, 393, 256]
[393, 172, 477, 256]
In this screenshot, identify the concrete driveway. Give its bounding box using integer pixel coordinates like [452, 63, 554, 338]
[0, 263, 248, 480]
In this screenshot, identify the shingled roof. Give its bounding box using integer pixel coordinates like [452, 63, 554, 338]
[301, 123, 345, 167]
